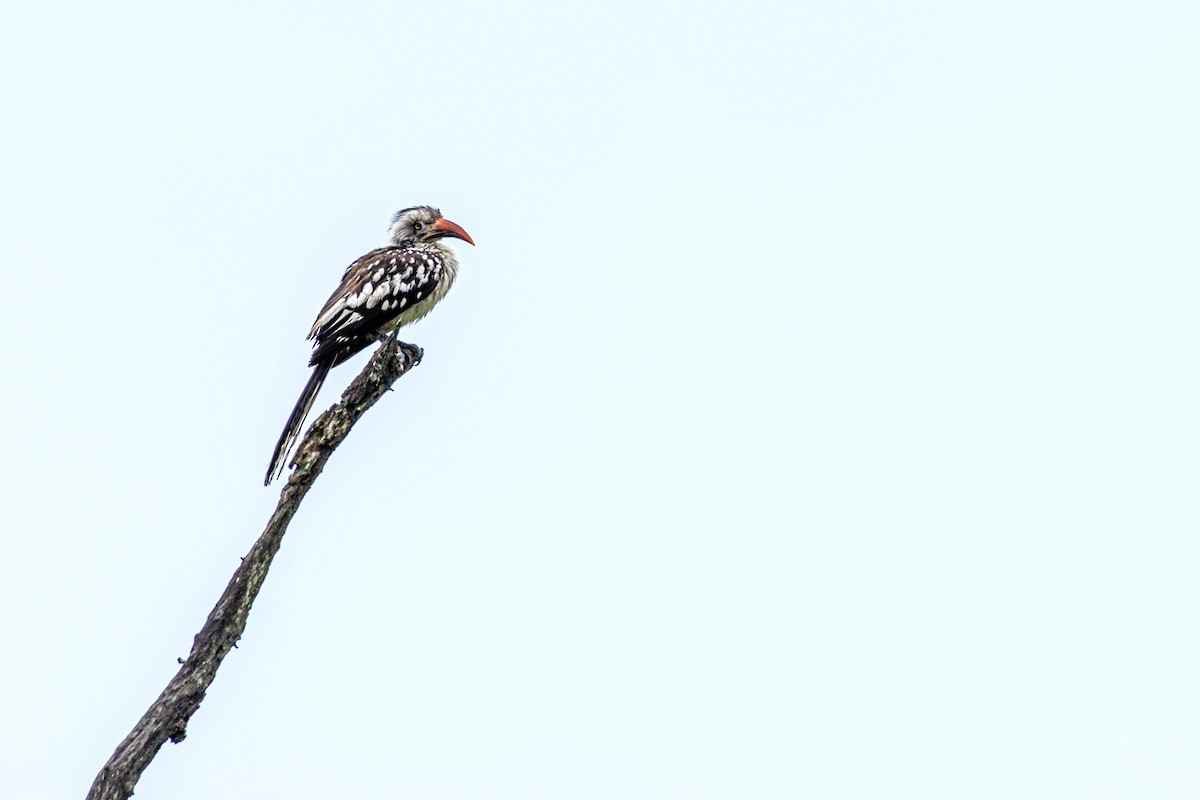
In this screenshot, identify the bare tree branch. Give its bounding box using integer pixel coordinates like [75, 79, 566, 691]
[86, 337, 423, 800]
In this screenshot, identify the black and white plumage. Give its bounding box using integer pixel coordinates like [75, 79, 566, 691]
[265, 206, 474, 485]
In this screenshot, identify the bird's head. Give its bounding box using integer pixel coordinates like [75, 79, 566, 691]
[387, 206, 475, 247]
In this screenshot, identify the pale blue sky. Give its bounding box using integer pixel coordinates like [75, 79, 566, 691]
[1, 1, 1198, 797]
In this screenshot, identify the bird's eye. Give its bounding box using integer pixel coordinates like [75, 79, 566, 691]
[413, 220, 426, 232]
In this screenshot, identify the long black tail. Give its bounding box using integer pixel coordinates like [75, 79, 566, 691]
[265, 361, 332, 485]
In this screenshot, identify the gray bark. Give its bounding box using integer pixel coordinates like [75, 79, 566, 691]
[86, 337, 423, 800]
